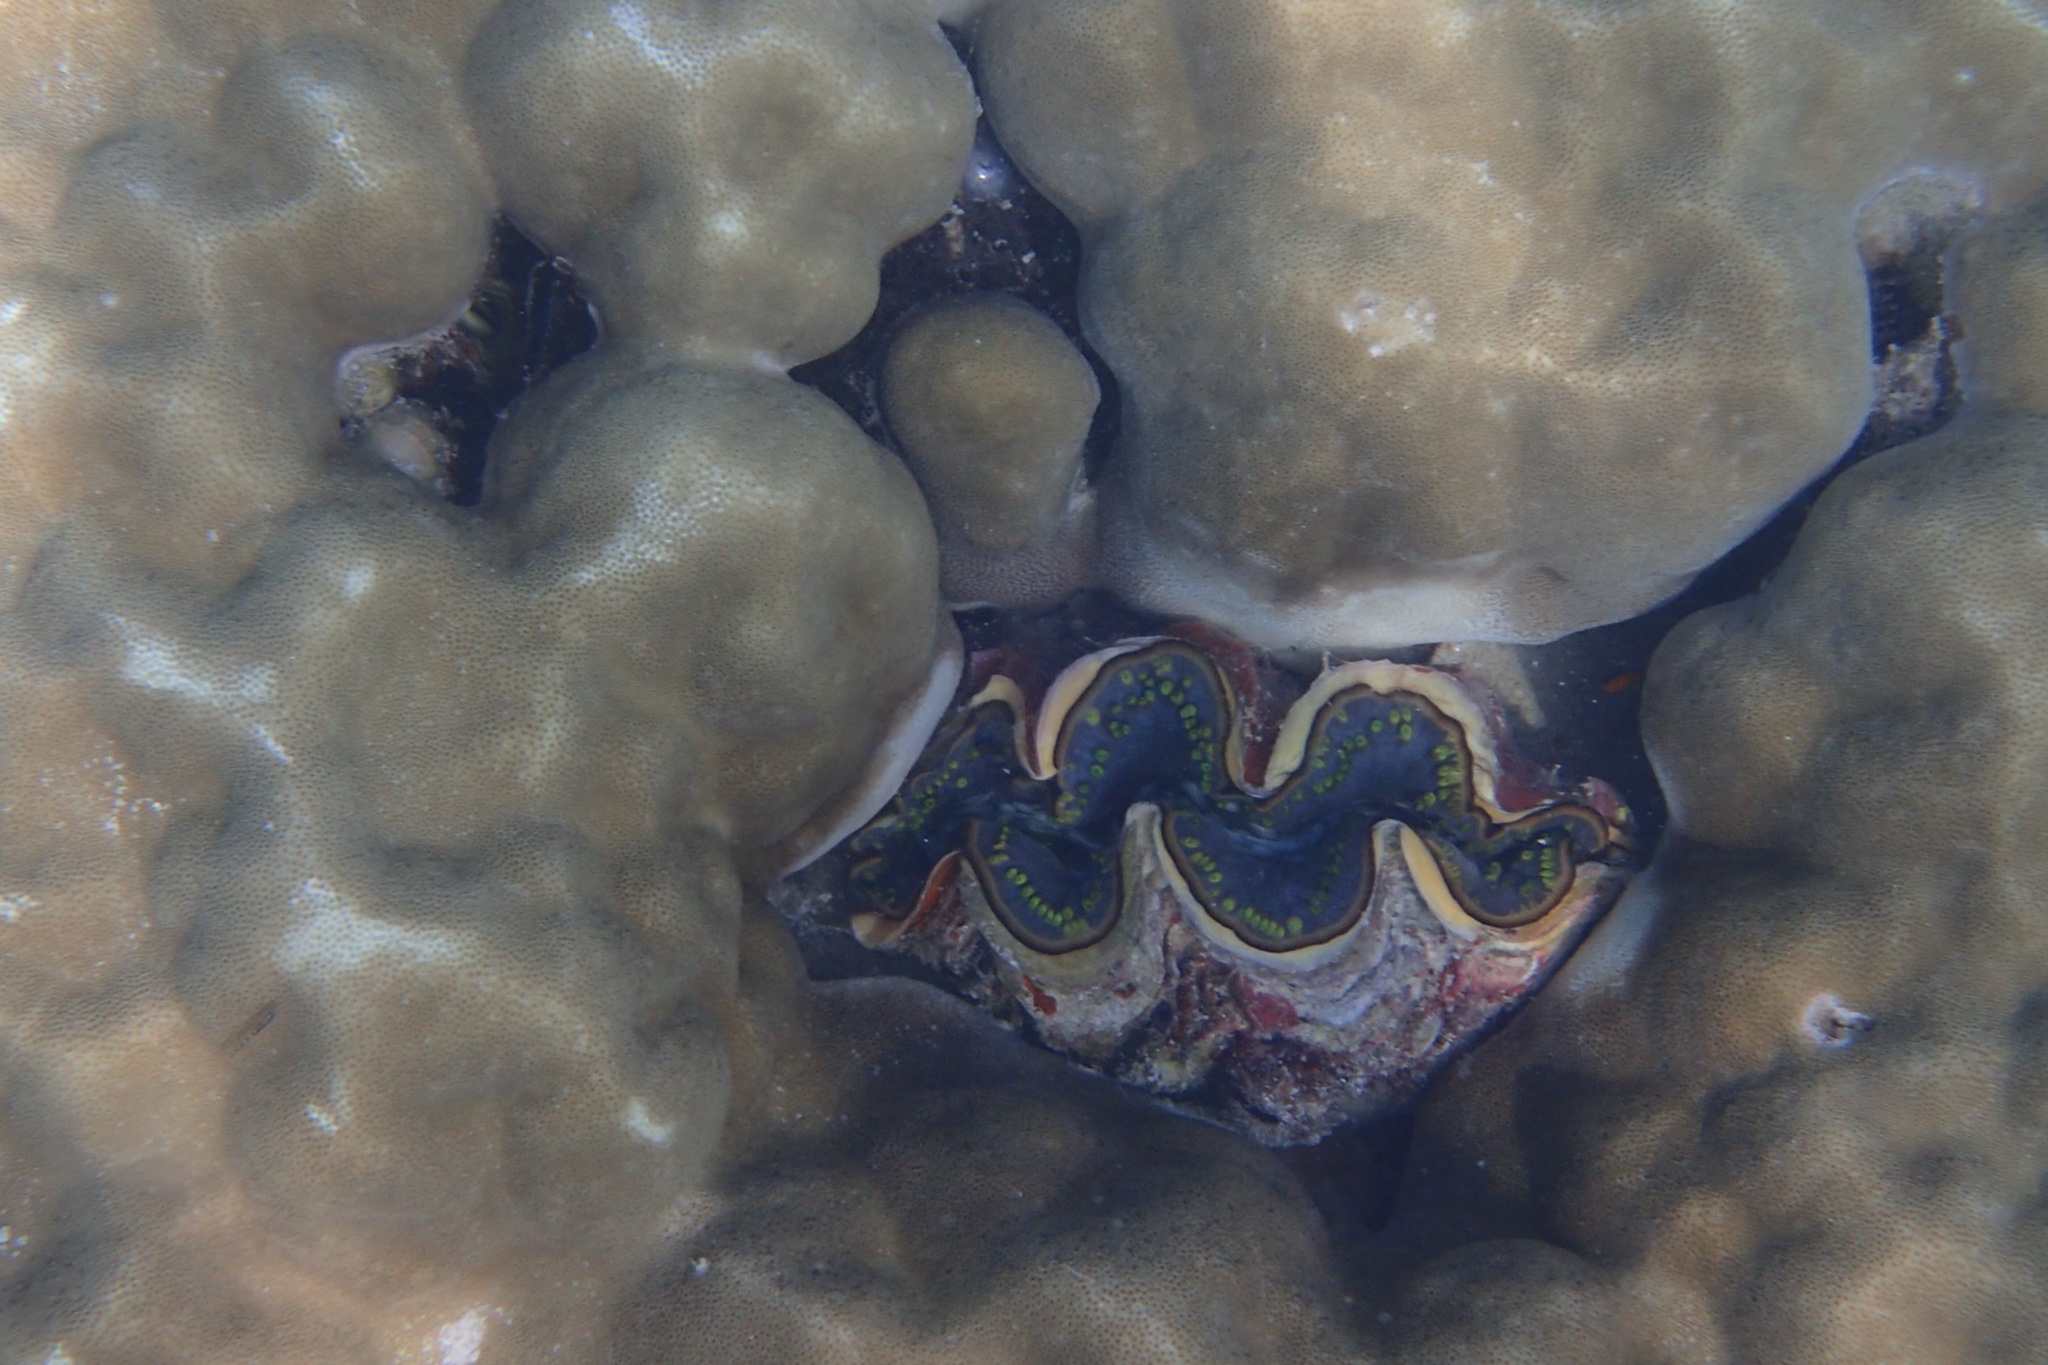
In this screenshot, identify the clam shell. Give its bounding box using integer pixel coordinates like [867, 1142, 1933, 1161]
[820, 630, 1636, 1144]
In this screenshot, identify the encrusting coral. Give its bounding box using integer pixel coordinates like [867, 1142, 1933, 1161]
[4, 0, 2048, 1361]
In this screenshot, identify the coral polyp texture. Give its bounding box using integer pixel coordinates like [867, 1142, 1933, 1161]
[464, 0, 976, 370]
[786, 629, 1632, 1143]
[1382, 399, 2048, 1363]
[5, 0, 2048, 1360]
[973, 0, 2048, 647]
[2, 0, 956, 1356]
[881, 294, 1100, 606]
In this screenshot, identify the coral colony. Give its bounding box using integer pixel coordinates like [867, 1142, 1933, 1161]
[3, 0, 2048, 1360]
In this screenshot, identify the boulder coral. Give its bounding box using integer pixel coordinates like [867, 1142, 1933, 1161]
[1, 0, 2047, 1361]
[0, 25, 496, 597]
[881, 294, 1099, 605]
[1382, 329, 2048, 1361]
[973, 0, 2048, 646]
[634, 193, 2048, 1365]
[3, 0, 954, 1356]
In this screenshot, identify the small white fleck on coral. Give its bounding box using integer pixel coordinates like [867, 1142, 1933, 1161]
[278, 877, 461, 973]
[624, 1096, 674, 1146]
[1336, 290, 1436, 357]
[436, 1308, 491, 1365]
[1801, 992, 1874, 1048]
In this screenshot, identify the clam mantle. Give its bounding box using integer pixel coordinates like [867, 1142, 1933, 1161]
[781, 628, 1635, 1145]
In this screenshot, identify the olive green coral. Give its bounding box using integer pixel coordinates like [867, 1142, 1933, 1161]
[881, 294, 1100, 604]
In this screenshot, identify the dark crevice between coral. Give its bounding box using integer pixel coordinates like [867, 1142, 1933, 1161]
[1868, 228, 1951, 358]
[338, 216, 598, 506]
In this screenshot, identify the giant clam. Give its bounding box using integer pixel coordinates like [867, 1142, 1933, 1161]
[781, 626, 1635, 1145]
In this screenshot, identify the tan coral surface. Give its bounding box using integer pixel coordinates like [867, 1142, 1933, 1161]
[2, 1, 955, 1357]
[1381, 407, 2048, 1361]
[881, 294, 1099, 605]
[974, 0, 2048, 648]
[465, 0, 975, 370]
